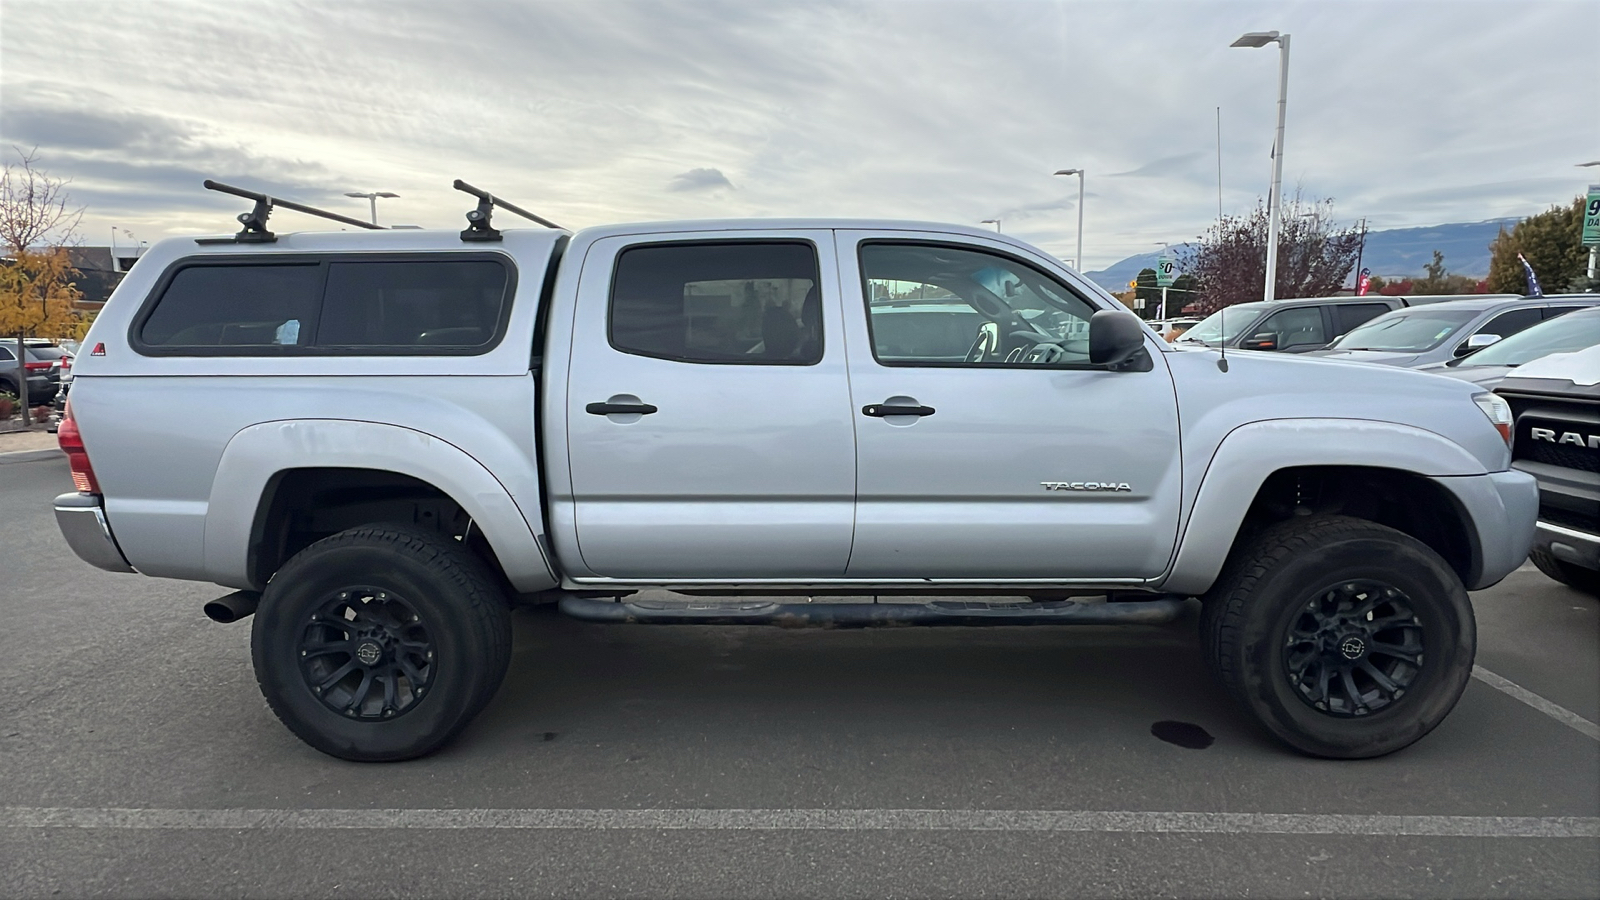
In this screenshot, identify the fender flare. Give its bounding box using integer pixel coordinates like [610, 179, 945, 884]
[203, 419, 557, 593]
[1158, 418, 1487, 595]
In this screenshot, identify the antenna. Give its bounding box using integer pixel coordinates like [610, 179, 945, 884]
[453, 179, 562, 242]
[201, 180, 384, 243]
[1217, 303, 1229, 372]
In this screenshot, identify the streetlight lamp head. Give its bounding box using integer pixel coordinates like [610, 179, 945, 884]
[344, 192, 368, 198]
[1054, 169, 1081, 176]
[1578, 161, 1600, 168]
[376, 192, 400, 198]
[1231, 31, 1281, 48]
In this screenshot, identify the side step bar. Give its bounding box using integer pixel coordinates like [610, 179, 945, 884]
[558, 596, 1189, 627]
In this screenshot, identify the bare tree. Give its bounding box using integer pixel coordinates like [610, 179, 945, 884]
[0, 146, 82, 254]
[0, 148, 84, 426]
[1179, 191, 1365, 314]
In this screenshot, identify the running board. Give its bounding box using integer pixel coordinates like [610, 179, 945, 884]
[557, 596, 1188, 627]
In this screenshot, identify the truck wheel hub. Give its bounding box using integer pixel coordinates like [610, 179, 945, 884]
[297, 587, 436, 720]
[1283, 580, 1425, 718]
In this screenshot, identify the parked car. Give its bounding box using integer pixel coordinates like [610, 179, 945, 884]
[0, 340, 61, 406]
[1421, 306, 1600, 389]
[1496, 345, 1600, 594]
[1146, 317, 1200, 341]
[55, 199, 1534, 763]
[1174, 296, 1411, 353]
[27, 345, 74, 387]
[1307, 295, 1598, 368]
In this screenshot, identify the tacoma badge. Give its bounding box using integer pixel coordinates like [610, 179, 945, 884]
[1041, 481, 1133, 492]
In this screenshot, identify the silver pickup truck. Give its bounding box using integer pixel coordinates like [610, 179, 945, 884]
[53, 191, 1537, 762]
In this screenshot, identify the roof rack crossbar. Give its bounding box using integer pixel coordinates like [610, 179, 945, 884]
[453, 179, 561, 242]
[202, 180, 384, 243]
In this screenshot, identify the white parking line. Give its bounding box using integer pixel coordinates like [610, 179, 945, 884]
[1, 807, 1596, 838]
[1472, 665, 1600, 741]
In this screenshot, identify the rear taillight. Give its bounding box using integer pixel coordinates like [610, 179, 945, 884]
[23, 361, 50, 372]
[57, 402, 100, 494]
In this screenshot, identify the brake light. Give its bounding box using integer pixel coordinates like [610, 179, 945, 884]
[23, 361, 50, 372]
[57, 402, 101, 493]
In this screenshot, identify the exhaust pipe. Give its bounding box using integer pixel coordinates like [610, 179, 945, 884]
[204, 590, 261, 623]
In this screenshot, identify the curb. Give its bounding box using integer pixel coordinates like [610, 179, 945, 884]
[0, 448, 64, 465]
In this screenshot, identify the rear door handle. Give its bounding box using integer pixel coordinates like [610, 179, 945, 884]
[862, 403, 935, 417]
[586, 401, 658, 415]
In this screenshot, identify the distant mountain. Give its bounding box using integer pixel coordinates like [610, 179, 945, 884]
[1084, 218, 1519, 293]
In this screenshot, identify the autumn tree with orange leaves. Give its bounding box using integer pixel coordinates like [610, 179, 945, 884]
[1, 148, 85, 423]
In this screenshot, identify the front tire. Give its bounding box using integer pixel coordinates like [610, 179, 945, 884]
[1203, 515, 1475, 758]
[1530, 548, 1600, 596]
[251, 526, 512, 761]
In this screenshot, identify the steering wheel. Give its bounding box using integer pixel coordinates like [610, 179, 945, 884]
[965, 326, 997, 363]
[1022, 342, 1066, 364]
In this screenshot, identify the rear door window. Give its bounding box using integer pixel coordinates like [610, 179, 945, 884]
[609, 241, 822, 365]
[1332, 303, 1391, 336]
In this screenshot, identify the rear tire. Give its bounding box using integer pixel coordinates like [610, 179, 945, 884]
[1202, 515, 1475, 759]
[251, 525, 512, 761]
[1530, 549, 1600, 597]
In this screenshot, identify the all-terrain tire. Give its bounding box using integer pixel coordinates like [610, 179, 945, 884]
[251, 525, 512, 761]
[1202, 515, 1475, 759]
[1529, 548, 1600, 597]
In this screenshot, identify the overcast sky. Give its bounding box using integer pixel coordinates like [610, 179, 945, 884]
[1, 0, 1593, 269]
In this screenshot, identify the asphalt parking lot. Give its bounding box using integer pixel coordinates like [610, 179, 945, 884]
[2, 453, 1597, 899]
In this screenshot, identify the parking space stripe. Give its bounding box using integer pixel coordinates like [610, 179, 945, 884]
[1, 807, 1595, 838]
[1473, 665, 1600, 741]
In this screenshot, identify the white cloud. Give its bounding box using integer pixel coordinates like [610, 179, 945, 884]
[0, 0, 1591, 268]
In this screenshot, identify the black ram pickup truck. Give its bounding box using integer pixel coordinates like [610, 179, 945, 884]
[1498, 352, 1600, 594]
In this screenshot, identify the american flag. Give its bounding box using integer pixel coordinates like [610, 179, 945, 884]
[1516, 253, 1543, 297]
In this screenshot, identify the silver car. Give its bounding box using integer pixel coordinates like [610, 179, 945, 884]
[1420, 305, 1600, 388]
[1308, 295, 1599, 368]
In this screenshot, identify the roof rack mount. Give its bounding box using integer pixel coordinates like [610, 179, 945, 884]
[453, 179, 562, 242]
[200, 180, 385, 244]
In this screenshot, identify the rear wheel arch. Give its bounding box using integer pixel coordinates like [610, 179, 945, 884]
[204, 420, 557, 594]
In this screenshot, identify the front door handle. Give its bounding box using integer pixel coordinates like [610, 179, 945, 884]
[586, 401, 658, 416]
[862, 403, 935, 417]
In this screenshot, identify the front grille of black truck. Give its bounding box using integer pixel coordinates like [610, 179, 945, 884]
[1501, 386, 1600, 534]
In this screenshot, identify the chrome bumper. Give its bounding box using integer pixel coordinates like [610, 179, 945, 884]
[54, 492, 135, 573]
[1535, 521, 1600, 571]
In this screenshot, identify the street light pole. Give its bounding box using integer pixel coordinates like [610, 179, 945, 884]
[344, 191, 400, 226]
[1054, 168, 1085, 271]
[1232, 30, 1291, 301]
[981, 219, 1002, 233]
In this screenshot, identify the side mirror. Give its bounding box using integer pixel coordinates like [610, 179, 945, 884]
[1241, 332, 1278, 351]
[1463, 333, 1502, 353]
[1089, 310, 1147, 368]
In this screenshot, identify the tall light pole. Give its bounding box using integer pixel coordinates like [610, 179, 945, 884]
[1232, 30, 1290, 301]
[980, 218, 1002, 233]
[1054, 168, 1085, 271]
[1581, 162, 1600, 281]
[344, 191, 399, 225]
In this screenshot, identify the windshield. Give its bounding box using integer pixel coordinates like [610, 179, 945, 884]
[1329, 308, 1477, 352]
[1450, 310, 1600, 367]
[1178, 304, 1267, 344]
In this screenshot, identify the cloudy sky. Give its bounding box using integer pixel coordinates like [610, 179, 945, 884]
[1, 0, 1593, 269]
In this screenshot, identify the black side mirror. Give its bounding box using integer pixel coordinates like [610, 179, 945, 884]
[1241, 332, 1278, 351]
[1089, 310, 1148, 368]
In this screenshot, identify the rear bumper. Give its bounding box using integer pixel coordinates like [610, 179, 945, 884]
[1534, 521, 1600, 572]
[54, 492, 135, 573]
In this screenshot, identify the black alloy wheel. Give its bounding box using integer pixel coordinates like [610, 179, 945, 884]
[1201, 515, 1475, 758]
[252, 526, 512, 761]
[1283, 580, 1424, 717]
[298, 587, 437, 721]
